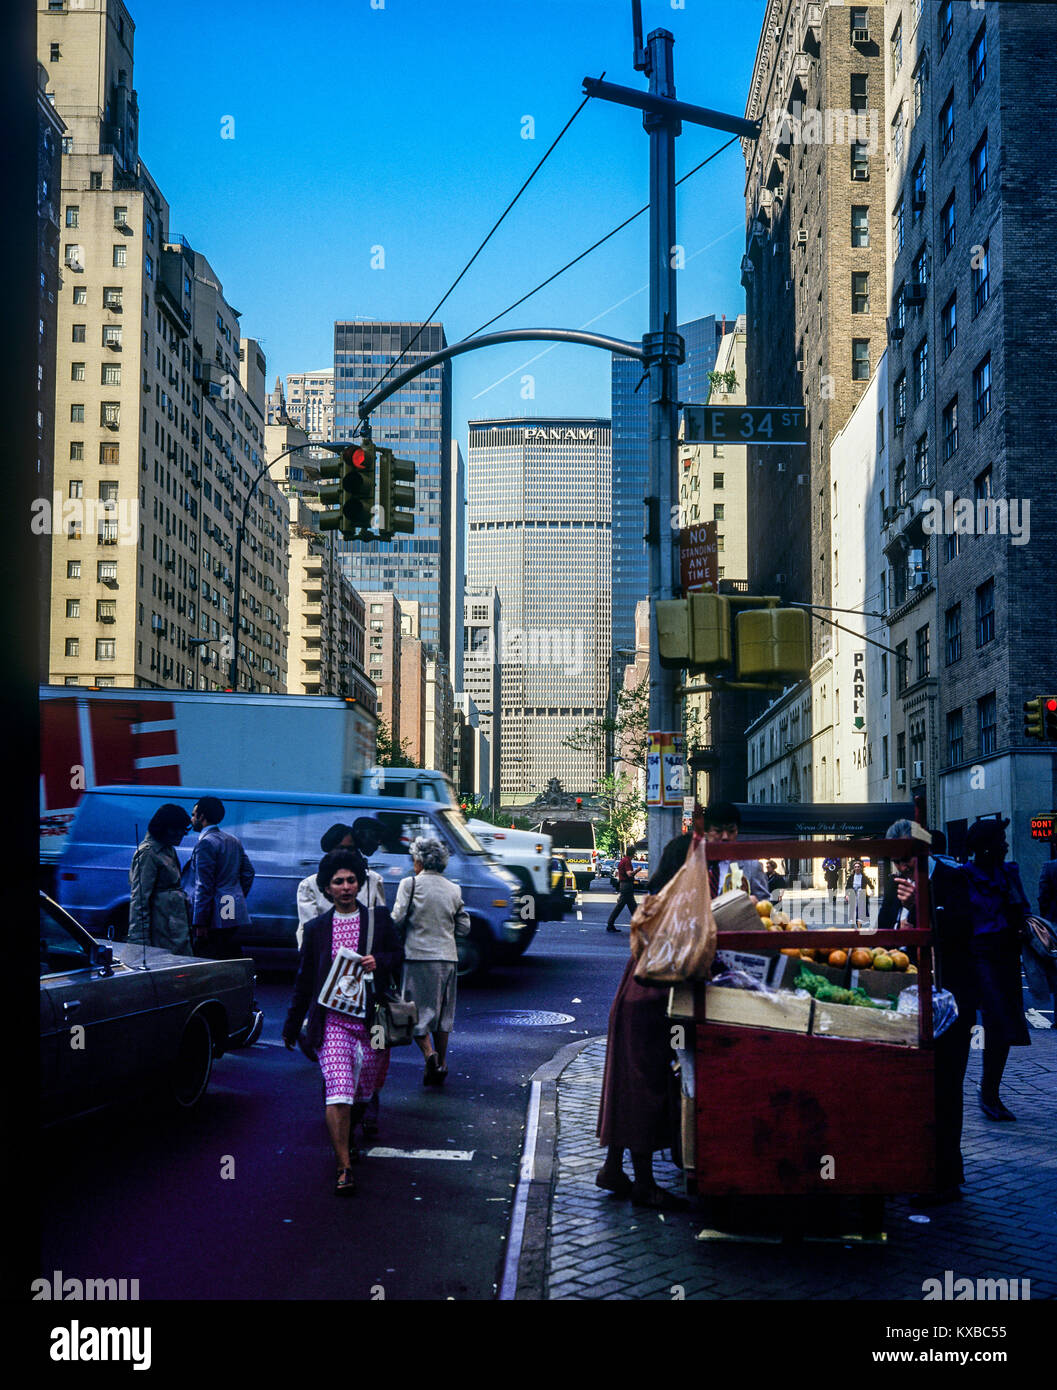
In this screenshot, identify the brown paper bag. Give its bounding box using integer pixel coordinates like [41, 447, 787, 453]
[632, 836, 718, 985]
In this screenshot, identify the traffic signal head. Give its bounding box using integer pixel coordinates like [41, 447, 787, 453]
[319, 441, 376, 537]
[1024, 696, 1045, 740]
[377, 447, 416, 538]
[734, 607, 811, 681]
[1046, 696, 1057, 742]
[656, 594, 732, 671]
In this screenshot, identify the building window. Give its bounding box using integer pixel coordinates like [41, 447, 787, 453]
[895, 460, 908, 507]
[881, 651, 888, 694]
[101, 402, 120, 427]
[852, 339, 870, 380]
[67, 561, 81, 580]
[976, 579, 995, 646]
[913, 339, 928, 402]
[912, 244, 928, 290]
[942, 398, 958, 459]
[970, 134, 988, 208]
[65, 206, 78, 228]
[895, 373, 907, 428]
[916, 624, 930, 681]
[851, 142, 869, 179]
[895, 284, 906, 333]
[97, 600, 116, 621]
[713, 473, 724, 489]
[973, 356, 992, 425]
[95, 640, 116, 661]
[101, 363, 121, 386]
[978, 693, 997, 756]
[891, 16, 903, 75]
[942, 295, 957, 358]
[89, 171, 102, 190]
[914, 432, 929, 487]
[100, 442, 119, 465]
[939, 92, 954, 159]
[98, 561, 117, 581]
[851, 74, 868, 112]
[113, 245, 127, 267]
[65, 638, 79, 657]
[892, 107, 905, 163]
[969, 23, 987, 100]
[71, 324, 87, 344]
[852, 271, 869, 313]
[64, 596, 83, 621]
[939, 0, 953, 53]
[102, 325, 121, 348]
[103, 287, 122, 309]
[911, 153, 927, 218]
[71, 404, 84, 423]
[145, 254, 154, 280]
[972, 240, 990, 314]
[896, 641, 909, 692]
[893, 198, 905, 255]
[940, 194, 955, 259]
[974, 466, 993, 503]
[945, 531, 960, 563]
[73, 286, 87, 305]
[945, 604, 962, 664]
[882, 734, 889, 778]
[851, 205, 869, 247]
[947, 710, 964, 765]
[50, 41, 61, 59]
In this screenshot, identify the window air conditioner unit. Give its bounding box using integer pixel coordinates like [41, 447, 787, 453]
[796, 474, 808, 484]
[99, 614, 116, 624]
[852, 27, 870, 43]
[797, 228, 808, 245]
[796, 358, 805, 372]
[909, 569, 930, 589]
[775, 572, 787, 584]
[905, 282, 927, 305]
[895, 768, 906, 787]
[887, 316, 905, 341]
[852, 167, 869, 180]
[913, 760, 925, 779]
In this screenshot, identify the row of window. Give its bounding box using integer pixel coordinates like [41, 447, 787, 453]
[893, 352, 991, 441]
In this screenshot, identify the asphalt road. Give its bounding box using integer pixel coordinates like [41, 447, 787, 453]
[36, 882, 636, 1302]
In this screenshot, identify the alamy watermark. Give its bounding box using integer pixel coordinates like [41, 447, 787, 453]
[920, 492, 1030, 546]
[31, 495, 139, 546]
[769, 101, 879, 155]
[474, 620, 584, 677]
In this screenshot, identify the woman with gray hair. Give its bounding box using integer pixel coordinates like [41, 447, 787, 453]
[392, 835, 471, 1086]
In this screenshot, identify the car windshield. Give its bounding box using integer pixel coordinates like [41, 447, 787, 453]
[438, 811, 485, 854]
[40, 901, 91, 975]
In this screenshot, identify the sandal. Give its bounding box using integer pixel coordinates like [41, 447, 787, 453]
[335, 1167, 357, 1196]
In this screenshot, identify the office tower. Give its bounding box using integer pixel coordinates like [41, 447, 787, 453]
[610, 314, 729, 659]
[467, 418, 611, 803]
[880, 0, 1057, 885]
[38, 0, 288, 692]
[332, 320, 452, 661]
[741, 1, 888, 654]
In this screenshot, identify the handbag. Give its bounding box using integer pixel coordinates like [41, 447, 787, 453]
[364, 900, 418, 1047]
[633, 836, 718, 986]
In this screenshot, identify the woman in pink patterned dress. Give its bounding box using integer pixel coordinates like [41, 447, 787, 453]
[283, 848, 403, 1195]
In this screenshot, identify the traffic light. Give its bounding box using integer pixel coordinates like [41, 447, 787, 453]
[734, 607, 812, 681]
[377, 447, 416, 538]
[656, 594, 732, 670]
[1024, 696, 1045, 740]
[319, 442, 375, 537]
[1046, 696, 1057, 742]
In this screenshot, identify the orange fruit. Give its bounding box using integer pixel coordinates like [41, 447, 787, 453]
[788, 918, 806, 930]
[780, 947, 800, 956]
[799, 947, 816, 960]
[849, 948, 873, 969]
[889, 950, 910, 971]
[755, 900, 772, 918]
[828, 949, 848, 968]
[873, 952, 894, 971]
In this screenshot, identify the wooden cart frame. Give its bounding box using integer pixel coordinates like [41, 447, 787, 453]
[688, 837, 939, 1198]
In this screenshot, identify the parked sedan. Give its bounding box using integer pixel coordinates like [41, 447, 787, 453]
[39, 892, 257, 1125]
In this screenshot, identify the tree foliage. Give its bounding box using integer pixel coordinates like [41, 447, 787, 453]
[594, 772, 647, 857]
[375, 717, 417, 768]
[562, 676, 650, 771]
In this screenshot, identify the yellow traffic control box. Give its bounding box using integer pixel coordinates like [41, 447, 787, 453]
[734, 607, 811, 680]
[656, 594, 731, 670]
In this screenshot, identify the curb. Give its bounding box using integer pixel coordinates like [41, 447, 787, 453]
[498, 1034, 606, 1300]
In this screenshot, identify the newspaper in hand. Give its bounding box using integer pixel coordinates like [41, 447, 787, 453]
[318, 947, 375, 1020]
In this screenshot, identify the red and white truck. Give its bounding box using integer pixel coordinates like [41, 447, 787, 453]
[40, 686, 377, 866]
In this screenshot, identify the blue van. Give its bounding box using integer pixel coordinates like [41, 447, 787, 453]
[56, 786, 534, 978]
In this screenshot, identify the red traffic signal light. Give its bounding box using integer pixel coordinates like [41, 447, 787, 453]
[344, 445, 368, 471]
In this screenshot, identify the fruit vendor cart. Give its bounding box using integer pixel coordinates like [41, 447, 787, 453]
[677, 820, 939, 1210]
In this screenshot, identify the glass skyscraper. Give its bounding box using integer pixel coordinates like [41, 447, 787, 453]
[610, 314, 730, 657]
[332, 321, 452, 659]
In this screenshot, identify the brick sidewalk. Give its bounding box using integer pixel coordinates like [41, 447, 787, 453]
[539, 1028, 1056, 1301]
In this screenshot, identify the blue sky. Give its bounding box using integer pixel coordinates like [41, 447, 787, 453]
[132, 0, 767, 442]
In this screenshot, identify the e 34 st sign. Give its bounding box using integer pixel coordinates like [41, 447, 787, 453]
[683, 404, 808, 445]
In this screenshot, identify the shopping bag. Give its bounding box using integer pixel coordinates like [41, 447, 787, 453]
[632, 836, 718, 985]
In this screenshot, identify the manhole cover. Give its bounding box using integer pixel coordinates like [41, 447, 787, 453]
[474, 1010, 575, 1026]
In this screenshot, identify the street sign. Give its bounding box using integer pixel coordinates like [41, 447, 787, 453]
[680, 521, 717, 593]
[683, 404, 808, 445]
[1030, 813, 1056, 841]
[646, 731, 684, 807]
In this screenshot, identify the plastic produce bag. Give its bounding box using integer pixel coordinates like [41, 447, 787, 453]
[632, 836, 718, 986]
[896, 985, 959, 1037]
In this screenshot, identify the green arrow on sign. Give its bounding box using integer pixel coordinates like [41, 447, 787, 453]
[853, 717, 865, 729]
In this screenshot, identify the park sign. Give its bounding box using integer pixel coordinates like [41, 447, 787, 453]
[683, 404, 808, 446]
[680, 520, 718, 593]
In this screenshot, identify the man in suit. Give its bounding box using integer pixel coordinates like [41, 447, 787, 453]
[648, 801, 769, 902]
[187, 795, 255, 959]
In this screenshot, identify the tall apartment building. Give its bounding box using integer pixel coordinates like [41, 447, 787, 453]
[610, 314, 729, 659]
[467, 419, 611, 803]
[448, 441, 466, 693]
[37, 60, 65, 676]
[463, 586, 501, 786]
[879, 0, 1057, 883]
[400, 634, 427, 768]
[332, 320, 453, 663]
[284, 368, 334, 443]
[361, 590, 403, 750]
[741, 1, 888, 654]
[39, 0, 289, 692]
[425, 659, 454, 776]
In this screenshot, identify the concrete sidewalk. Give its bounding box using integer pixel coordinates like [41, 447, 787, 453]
[508, 1024, 1057, 1301]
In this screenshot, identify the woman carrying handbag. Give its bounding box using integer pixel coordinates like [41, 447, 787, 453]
[282, 848, 403, 1196]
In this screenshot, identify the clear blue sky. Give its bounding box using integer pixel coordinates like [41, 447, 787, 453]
[132, 0, 767, 443]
